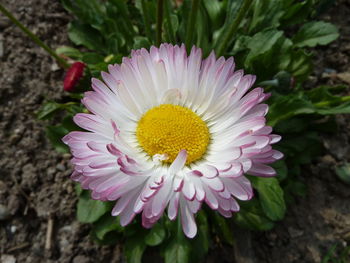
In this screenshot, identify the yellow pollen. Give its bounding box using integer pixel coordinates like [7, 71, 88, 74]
[136, 104, 210, 165]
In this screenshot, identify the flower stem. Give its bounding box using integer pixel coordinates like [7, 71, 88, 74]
[0, 3, 69, 69]
[185, 0, 201, 52]
[314, 96, 350, 108]
[141, 0, 153, 43]
[215, 0, 253, 57]
[156, 0, 165, 46]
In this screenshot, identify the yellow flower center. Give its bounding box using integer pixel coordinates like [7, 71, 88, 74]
[136, 104, 210, 165]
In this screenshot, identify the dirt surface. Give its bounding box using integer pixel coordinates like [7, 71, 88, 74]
[0, 1, 349, 263]
[0, 1, 121, 262]
[253, 1, 350, 262]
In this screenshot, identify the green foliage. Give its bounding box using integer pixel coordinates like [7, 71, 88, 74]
[45, 125, 70, 153]
[163, 219, 191, 263]
[38, 100, 84, 152]
[145, 223, 166, 246]
[125, 235, 147, 263]
[292, 21, 339, 48]
[210, 212, 234, 245]
[245, 30, 284, 68]
[271, 160, 288, 181]
[251, 177, 286, 221]
[68, 21, 105, 50]
[322, 244, 350, 263]
[335, 163, 350, 185]
[190, 212, 210, 262]
[37, 101, 82, 120]
[92, 214, 123, 240]
[268, 86, 350, 127]
[37, 0, 350, 262]
[234, 199, 275, 231]
[77, 191, 112, 223]
[56, 46, 82, 59]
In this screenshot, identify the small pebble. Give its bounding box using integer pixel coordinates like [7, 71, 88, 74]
[324, 68, 337, 74]
[73, 255, 89, 263]
[0, 37, 4, 58]
[288, 227, 304, 238]
[47, 167, 56, 176]
[0, 255, 16, 263]
[63, 153, 71, 160]
[10, 225, 17, 233]
[0, 17, 11, 29]
[56, 163, 65, 172]
[51, 62, 59, 71]
[0, 204, 10, 221]
[0, 180, 7, 194]
[9, 134, 21, 145]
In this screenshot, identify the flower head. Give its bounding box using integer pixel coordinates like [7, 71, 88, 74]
[63, 61, 86, 92]
[63, 44, 283, 238]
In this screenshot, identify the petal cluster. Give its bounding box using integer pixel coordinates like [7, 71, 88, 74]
[63, 44, 283, 238]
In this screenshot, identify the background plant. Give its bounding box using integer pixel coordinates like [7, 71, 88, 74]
[34, 0, 350, 262]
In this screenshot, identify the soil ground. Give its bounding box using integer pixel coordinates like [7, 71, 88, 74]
[0, 1, 349, 263]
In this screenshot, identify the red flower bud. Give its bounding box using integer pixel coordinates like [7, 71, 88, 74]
[63, 62, 85, 92]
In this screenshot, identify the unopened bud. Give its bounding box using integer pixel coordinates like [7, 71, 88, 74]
[63, 62, 86, 92]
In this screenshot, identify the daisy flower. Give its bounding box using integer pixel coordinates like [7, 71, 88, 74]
[63, 44, 283, 238]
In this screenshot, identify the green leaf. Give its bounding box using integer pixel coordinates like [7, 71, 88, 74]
[46, 125, 69, 153]
[125, 236, 147, 263]
[251, 177, 286, 221]
[284, 180, 307, 202]
[62, 0, 106, 29]
[248, 0, 285, 34]
[307, 85, 338, 103]
[335, 163, 350, 185]
[38, 102, 82, 120]
[232, 35, 252, 54]
[75, 184, 83, 196]
[164, 238, 191, 263]
[245, 30, 284, 67]
[37, 102, 62, 120]
[191, 211, 210, 262]
[92, 214, 123, 240]
[61, 115, 79, 132]
[82, 52, 105, 64]
[56, 46, 82, 59]
[224, 0, 244, 27]
[88, 62, 109, 77]
[133, 36, 151, 50]
[271, 160, 288, 181]
[268, 93, 316, 126]
[164, 219, 191, 263]
[194, 5, 211, 55]
[316, 102, 350, 115]
[77, 191, 111, 223]
[234, 199, 275, 231]
[292, 21, 339, 48]
[274, 117, 310, 134]
[321, 244, 338, 263]
[144, 222, 166, 246]
[275, 39, 293, 72]
[68, 21, 105, 50]
[211, 212, 234, 245]
[305, 86, 350, 114]
[164, 13, 179, 43]
[281, 0, 314, 26]
[237, 34, 292, 80]
[203, 0, 224, 29]
[278, 132, 322, 165]
[287, 49, 313, 81]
